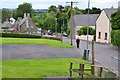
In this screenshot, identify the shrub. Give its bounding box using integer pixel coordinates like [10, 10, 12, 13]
[77, 26, 96, 35]
[111, 30, 120, 46]
[1, 32, 42, 38]
[1, 26, 9, 29]
[1, 32, 61, 40]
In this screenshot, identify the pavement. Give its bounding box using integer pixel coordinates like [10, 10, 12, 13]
[63, 37, 119, 75]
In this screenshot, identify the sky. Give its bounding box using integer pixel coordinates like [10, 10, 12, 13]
[0, 0, 120, 9]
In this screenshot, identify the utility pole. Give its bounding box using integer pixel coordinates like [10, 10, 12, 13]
[66, 1, 78, 45]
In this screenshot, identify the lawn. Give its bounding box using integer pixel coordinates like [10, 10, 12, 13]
[2, 58, 90, 78]
[1, 38, 73, 48]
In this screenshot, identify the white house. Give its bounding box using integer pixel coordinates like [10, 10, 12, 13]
[96, 8, 117, 43]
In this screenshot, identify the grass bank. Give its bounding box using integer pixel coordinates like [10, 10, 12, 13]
[1, 38, 73, 48]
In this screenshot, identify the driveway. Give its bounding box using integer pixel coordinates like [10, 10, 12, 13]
[2, 44, 82, 60]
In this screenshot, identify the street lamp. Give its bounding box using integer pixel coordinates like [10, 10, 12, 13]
[83, 0, 90, 60]
[55, 18, 57, 37]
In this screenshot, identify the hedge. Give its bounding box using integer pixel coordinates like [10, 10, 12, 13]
[77, 26, 96, 35]
[1, 32, 41, 38]
[1, 32, 61, 41]
[111, 30, 120, 46]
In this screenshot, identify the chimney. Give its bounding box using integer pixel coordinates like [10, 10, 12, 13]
[27, 13, 30, 18]
[24, 13, 27, 18]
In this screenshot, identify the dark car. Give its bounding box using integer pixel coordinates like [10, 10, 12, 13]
[48, 30, 53, 35]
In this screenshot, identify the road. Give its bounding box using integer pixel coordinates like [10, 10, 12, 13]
[63, 37, 119, 74]
[2, 44, 82, 60]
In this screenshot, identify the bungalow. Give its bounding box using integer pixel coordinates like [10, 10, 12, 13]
[96, 8, 117, 43]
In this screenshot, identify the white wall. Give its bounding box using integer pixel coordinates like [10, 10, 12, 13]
[96, 10, 111, 43]
[76, 35, 94, 41]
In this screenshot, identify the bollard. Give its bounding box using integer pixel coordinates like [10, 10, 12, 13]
[83, 49, 89, 60]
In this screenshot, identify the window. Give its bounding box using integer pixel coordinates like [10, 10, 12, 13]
[105, 33, 107, 40]
[98, 32, 101, 39]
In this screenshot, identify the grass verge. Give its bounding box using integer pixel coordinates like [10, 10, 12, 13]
[2, 58, 90, 78]
[1, 38, 73, 48]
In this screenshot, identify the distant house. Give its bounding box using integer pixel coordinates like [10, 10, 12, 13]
[68, 14, 99, 39]
[96, 8, 117, 43]
[15, 13, 38, 34]
[2, 21, 12, 28]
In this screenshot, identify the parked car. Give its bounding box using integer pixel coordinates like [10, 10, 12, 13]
[62, 32, 67, 37]
[48, 30, 53, 35]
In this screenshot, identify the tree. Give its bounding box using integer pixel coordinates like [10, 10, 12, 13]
[82, 7, 101, 14]
[16, 2, 33, 18]
[77, 26, 95, 35]
[2, 8, 12, 23]
[111, 10, 120, 30]
[73, 7, 82, 14]
[48, 5, 57, 13]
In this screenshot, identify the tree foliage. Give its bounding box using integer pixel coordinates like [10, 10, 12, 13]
[13, 2, 33, 19]
[111, 10, 120, 30]
[111, 10, 120, 46]
[2, 8, 12, 23]
[77, 26, 96, 35]
[32, 5, 83, 33]
[82, 7, 101, 14]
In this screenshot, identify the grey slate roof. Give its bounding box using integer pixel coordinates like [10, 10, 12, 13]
[104, 8, 118, 19]
[2, 21, 12, 27]
[18, 17, 28, 27]
[73, 14, 99, 26]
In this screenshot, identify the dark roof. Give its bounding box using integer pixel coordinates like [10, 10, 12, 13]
[73, 14, 99, 26]
[103, 8, 118, 19]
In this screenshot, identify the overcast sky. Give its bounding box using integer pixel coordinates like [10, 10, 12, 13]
[0, 0, 120, 9]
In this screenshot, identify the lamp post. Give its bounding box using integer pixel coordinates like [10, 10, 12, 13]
[55, 18, 57, 37]
[83, 0, 90, 60]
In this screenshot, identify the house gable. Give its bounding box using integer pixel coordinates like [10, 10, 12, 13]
[96, 10, 111, 43]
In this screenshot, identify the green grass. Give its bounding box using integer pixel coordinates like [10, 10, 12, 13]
[1, 38, 73, 48]
[2, 58, 90, 78]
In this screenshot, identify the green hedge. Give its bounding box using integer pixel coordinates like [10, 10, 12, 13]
[1, 32, 42, 38]
[111, 30, 120, 46]
[1, 32, 61, 41]
[77, 26, 96, 35]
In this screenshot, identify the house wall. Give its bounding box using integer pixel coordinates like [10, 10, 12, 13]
[96, 10, 111, 43]
[68, 15, 76, 39]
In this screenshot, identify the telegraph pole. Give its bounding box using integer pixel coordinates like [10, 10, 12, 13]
[66, 1, 78, 45]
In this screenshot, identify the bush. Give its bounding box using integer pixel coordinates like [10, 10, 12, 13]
[1, 32, 42, 38]
[111, 30, 120, 46]
[77, 26, 96, 35]
[1, 26, 9, 29]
